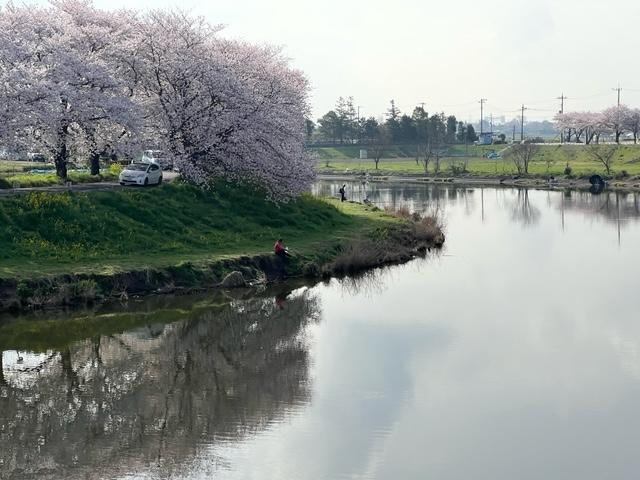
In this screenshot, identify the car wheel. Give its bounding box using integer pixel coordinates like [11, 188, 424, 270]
[120, 182, 125, 186]
[144, 177, 149, 186]
[158, 176, 163, 185]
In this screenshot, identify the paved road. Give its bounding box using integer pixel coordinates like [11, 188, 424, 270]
[0, 171, 179, 196]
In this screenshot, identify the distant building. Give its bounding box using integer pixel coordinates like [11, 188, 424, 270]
[477, 132, 493, 145]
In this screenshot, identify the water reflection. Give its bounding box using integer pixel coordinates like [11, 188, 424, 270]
[314, 180, 640, 233]
[0, 287, 320, 479]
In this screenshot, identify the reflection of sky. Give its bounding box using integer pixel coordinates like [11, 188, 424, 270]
[148, 185, 640, 478]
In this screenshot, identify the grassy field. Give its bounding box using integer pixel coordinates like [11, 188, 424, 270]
[311, 144, 501, 160]
[0, 159, 46, 174]
[0, 182, 401, 279]
[0, 160, 120, 188]
[0, 171, 118, 189]
[315, 144, 640, 177]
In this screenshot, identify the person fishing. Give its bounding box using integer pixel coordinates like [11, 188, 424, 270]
[339, 184, 347, 202]
[274, 238, 292, 258]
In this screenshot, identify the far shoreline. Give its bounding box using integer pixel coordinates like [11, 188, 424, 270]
[317, 172, 640, 194]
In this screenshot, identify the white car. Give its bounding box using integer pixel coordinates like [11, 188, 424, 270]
[119, 162, 163, 186]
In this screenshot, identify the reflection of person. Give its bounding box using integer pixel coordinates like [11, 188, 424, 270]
[275, 293, 287, 310]
[274, 238, 292, 258]
[339, 184, 347, 202]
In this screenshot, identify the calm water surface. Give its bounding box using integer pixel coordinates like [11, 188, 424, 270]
[2, 182, 640, 479]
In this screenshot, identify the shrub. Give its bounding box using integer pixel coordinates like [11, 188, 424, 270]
[449, 163, 467, 174]
[331, 239, 386, 275]
[16, 281, 33, 301]
[413, 216, 443, 243]
[564, 164, 572, 176]
[385, 205, 411, 219]
[109, 163, 123, 175]
[0, 177, 10, 189]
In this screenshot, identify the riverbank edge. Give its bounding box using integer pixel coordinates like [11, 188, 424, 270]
[318, 172, 640, 193]
[0, 213, 445, 315]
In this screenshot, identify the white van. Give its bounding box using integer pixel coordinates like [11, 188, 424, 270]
[141, 150, 173, 170]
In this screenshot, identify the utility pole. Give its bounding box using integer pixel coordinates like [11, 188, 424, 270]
[520, 104, 527, 142]
[557, 93, 567, 143]
[490, 114, 493, 133]
[512, 123, 516, 142]
[479, 98, 487, 135]
[612, 84, 622, 106]
[612, 84, 623, 142]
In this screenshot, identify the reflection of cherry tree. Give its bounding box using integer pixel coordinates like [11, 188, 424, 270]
[0, 289, 319, 479]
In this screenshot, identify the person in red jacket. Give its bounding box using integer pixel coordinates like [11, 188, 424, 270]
[274, 238, 291, 258]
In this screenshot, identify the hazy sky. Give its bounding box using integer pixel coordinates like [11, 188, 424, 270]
[26, 0, 640, 122]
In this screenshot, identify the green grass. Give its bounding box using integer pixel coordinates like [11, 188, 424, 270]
[0, 159, 47, 174]
[0, 170, 117, 188]
[0, 182, 400, 278]
[316, 144, 640, 177]
[310, 144, 507, 161]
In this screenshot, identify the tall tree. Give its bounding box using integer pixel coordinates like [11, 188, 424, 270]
[361, 117, 379, 143]
[398, 114, 416, 143]
[318, 111, 340, 143]
[385, 100, 401, 142]
[466, 124, 478, 142]
[456, 121, 466, 142]
[446, 115, 457, 143]
[305, 118, 316, 142]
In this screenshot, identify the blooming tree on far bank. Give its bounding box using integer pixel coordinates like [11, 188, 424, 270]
[554, 105, 640, 144]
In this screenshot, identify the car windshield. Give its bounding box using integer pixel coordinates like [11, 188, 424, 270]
[126, 163, 149, 172]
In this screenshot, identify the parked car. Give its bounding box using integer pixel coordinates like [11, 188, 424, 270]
[141, 150, 173, 170]
[119, 162, 163, 186]
[27, 152, 47, 162]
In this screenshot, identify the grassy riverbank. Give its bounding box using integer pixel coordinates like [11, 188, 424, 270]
[0, 182, 444, 311]
[315, 144, 640, 177]
[0, 182, 403, 277]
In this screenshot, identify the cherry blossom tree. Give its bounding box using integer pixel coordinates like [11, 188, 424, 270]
[127, 10, 314, 198]
[555, 111, 608, 144]
[624, 108, 640, 144]
[0, 2, 314, 197]
[601, 105, 631, 143]
[0, 1, 140, 178]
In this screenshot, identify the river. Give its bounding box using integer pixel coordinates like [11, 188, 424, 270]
[1, 181, 640, 479]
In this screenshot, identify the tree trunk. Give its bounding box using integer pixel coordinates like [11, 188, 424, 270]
[55, 154, 68, 179]
[0, 352, 5, 386]
[90, 152, 100, 176]
[55, 122, 69, 179]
